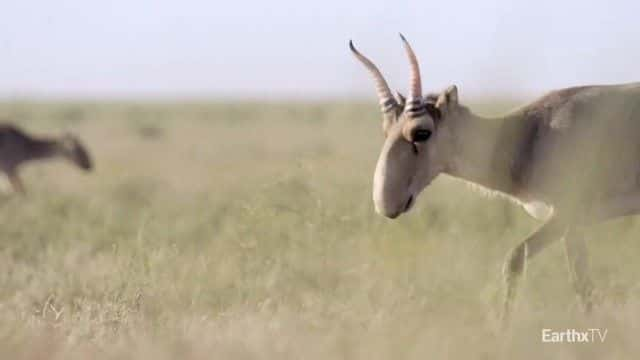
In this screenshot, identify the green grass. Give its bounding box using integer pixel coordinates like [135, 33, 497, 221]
[0, 100, 639, 358]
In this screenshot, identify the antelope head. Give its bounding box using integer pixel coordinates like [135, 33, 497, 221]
[350, 34, 459, 218]
[58, 133, 93, 171]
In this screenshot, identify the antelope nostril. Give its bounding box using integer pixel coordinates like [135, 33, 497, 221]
[386, 211, 400, 219]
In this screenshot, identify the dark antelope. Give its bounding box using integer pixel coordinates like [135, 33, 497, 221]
[350, 34, 640, 322]
[0, 124, 93, 194]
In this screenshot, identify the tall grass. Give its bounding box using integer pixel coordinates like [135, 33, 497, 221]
[0, 101, 638, 358]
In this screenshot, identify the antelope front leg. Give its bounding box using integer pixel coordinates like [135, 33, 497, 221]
[7, 171, 26, 195]
[501, 218, 566, 325]
[563, 226, 594, 313]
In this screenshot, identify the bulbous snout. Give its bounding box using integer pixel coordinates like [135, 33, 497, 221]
[373, 152, 416, 219]
[374, 193, 414, 219]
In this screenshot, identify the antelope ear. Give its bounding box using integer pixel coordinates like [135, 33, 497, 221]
[445, 85, 458, 104]
[435, 85, 459, 113]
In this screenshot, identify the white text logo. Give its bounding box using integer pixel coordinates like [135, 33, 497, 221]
[541, 328, 608, 343]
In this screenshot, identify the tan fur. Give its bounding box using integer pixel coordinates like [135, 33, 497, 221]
[432, 84, 640, 322]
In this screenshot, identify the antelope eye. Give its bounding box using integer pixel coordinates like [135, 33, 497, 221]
[411, 129, 432, 143]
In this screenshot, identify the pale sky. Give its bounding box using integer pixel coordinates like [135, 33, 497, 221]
[2, 0, 640, 100]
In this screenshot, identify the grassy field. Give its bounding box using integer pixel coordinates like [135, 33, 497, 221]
[0, 100, 639, 359]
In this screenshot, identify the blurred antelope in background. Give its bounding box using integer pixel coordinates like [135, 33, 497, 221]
[0, 124, 93, 194]
[350, 34, 640, 324]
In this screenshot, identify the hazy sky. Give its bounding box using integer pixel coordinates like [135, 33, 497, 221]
[2, 0, 640, 99]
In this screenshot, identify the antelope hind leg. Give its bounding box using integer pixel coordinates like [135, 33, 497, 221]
[501, 191, 640, 326]
[563, 226, 594, 313]
[588, 190, 640, 222]
[566, 191, 640, 311]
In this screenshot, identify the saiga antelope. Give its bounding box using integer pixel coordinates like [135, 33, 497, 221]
[350, 34, 640, 322]
[0, 124, 93, 194]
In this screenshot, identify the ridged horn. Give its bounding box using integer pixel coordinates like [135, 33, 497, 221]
[349, 40, 398, 114]
[399, 33, 425, 117]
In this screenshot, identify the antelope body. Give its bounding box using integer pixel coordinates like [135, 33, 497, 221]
[350, 35, 640, 322]
[0, 124, 92, 194]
